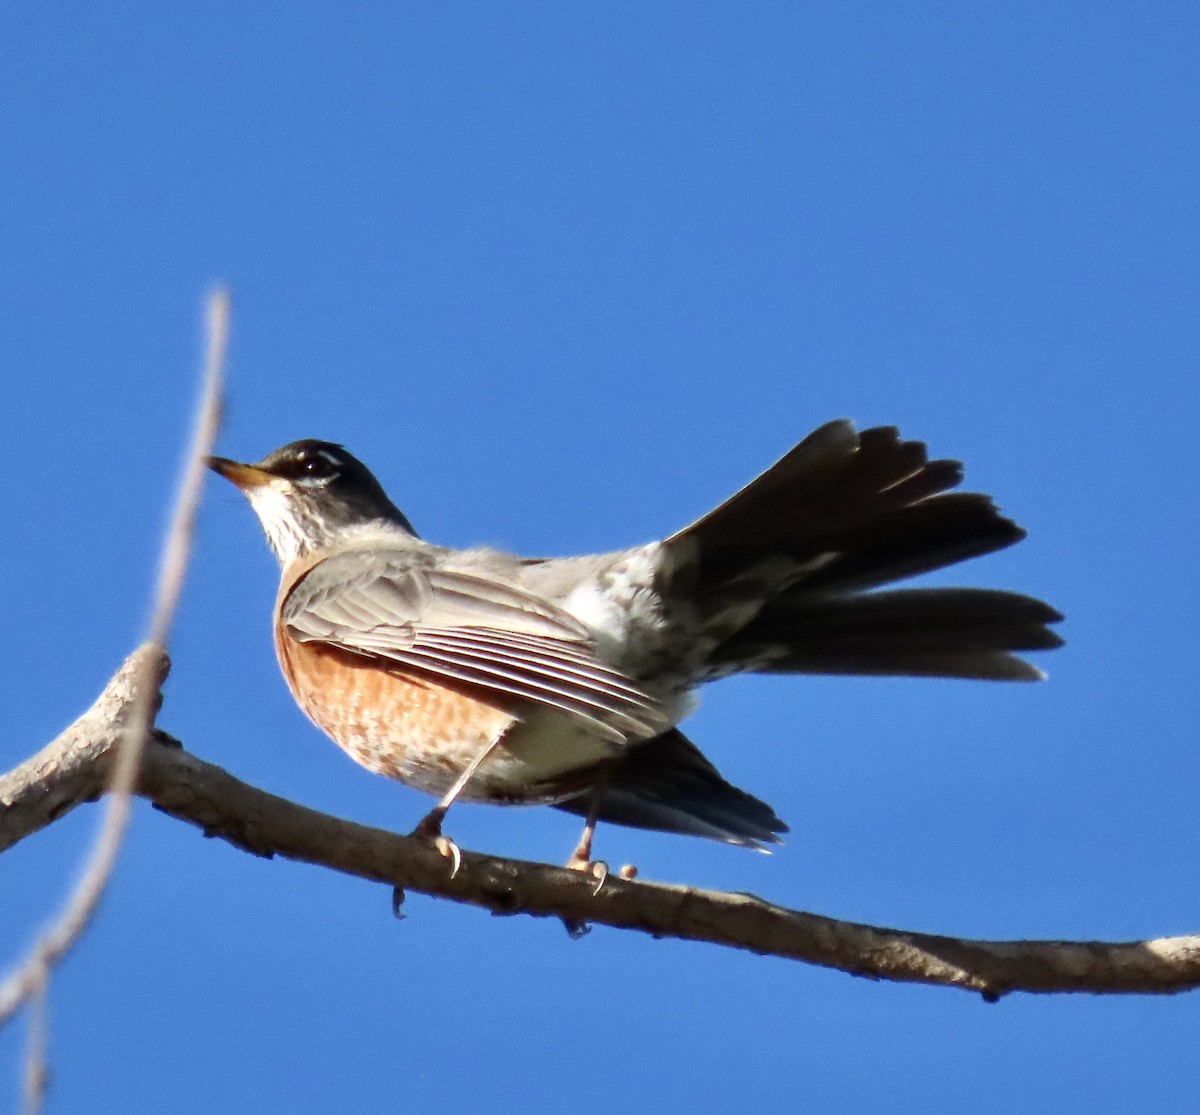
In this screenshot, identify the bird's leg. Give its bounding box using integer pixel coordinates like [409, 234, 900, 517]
[410, 737, 503, 879]
[566, 764, 614, 894]
[565, 794, 602, 870]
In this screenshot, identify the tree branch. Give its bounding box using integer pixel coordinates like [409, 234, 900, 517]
[5, 644, 1199, 1002]
[0, 646, 170, 855]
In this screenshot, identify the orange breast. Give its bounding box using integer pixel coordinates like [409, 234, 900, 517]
[276, 628, 519, 798]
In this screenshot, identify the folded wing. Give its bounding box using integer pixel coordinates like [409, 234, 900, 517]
[282, 550, 670, 743]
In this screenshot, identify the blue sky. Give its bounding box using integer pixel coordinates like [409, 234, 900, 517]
[2, 3, 1199, 1111]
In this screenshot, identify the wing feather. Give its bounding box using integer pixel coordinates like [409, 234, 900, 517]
[282, 549, 668, 741]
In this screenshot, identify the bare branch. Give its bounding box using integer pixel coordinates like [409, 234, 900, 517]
[4, 644, 1200, 1002]
[133, 743, 1200, 1000]
[0, 647, 170, 855]
[0, 289, 227, 1038]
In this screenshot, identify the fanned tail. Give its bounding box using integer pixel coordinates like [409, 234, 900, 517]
[665, 420, 1063, 681]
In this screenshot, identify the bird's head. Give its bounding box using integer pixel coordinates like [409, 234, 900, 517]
[208, 439, 416, 565]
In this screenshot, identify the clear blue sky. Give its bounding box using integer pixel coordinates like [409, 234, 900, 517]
[3, 3, 1199, 1111]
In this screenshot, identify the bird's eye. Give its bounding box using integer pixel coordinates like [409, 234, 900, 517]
[293, 450, 341, 482]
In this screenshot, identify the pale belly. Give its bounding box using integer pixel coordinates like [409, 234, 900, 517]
[276, 636, 622, 804]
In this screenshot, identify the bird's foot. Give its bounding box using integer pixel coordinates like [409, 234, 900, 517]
[566, 854, 610, 896]
[410, 806, 446, 840]
[410, 808, 462, 880]
[560, 853, 635, 938]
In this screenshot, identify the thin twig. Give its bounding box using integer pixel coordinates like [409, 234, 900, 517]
[20, 963, 48, 1115]
[0, 291, 227, 1039]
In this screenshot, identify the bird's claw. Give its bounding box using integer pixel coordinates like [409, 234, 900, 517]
[561, 918, 592, 940]
[566, 856, 610, 896]
[434, 834, 462, 880]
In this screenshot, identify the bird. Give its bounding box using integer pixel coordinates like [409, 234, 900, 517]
[208, 420, 1061, 874]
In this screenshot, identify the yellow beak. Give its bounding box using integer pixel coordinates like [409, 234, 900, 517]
[207, 457, 275, 490]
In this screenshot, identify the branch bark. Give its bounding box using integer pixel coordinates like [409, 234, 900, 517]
[5, 644, 1199, 1003]
[0, 646, 170, 854]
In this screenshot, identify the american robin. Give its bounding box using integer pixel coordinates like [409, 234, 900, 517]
[209, 420, 1061, 872]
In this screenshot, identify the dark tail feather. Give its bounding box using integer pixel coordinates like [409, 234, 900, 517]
[664, 420, 1062, 680]
[553, 729, 787, 849]
[718, 587, 1064, 681]
[667, 420, 1027, 595]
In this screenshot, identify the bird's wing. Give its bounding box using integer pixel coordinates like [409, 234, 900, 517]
[281, 549, 669, 742]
